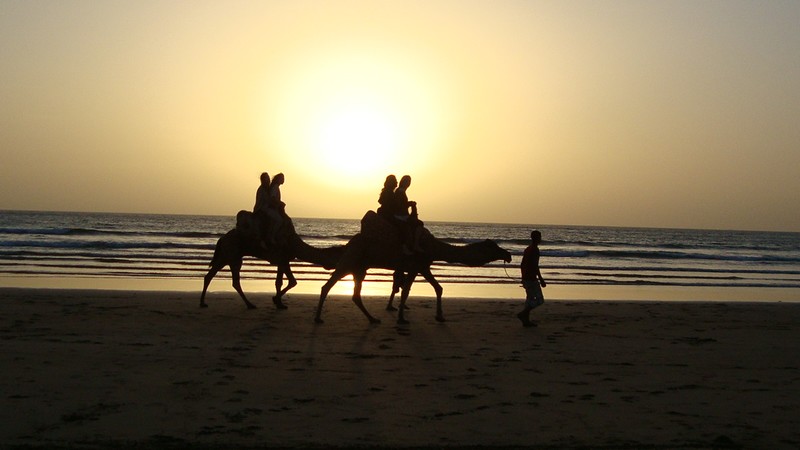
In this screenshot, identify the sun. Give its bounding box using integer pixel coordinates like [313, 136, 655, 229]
[312, 100, 401, 177]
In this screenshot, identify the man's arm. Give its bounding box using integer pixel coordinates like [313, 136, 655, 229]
[537, 266, 546, 287]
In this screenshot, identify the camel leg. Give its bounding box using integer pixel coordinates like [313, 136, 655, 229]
[352, 270, 380, 324]
[272, 267, 288, 309]
[231, 262, 256, 310]
[273, 267, 285, 308]
[397, 272, 417, 324]
[420, 268, 445, 322]
[386, 270, 403, 311]
[200, 264, 222, 308]
[282, 267, 298, 296]
[273, 263, 296, 310]
[316, 269, 346, 324]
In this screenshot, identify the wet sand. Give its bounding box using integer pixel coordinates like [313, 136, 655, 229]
[2, 288, 800, 449]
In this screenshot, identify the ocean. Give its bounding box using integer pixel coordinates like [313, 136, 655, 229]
[1, 210, 799, 302]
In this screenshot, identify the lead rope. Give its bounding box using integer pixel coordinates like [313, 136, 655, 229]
[503, 260, 521, 285]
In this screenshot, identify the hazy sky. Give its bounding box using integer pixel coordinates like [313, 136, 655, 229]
[2, 1, 799, 231]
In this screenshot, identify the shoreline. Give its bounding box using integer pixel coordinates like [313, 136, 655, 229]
[2, 276, 799, 303]
[2, 288, 800, 448]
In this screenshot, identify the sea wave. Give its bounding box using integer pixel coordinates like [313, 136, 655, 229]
[498, 248, 800, 264]
[0, 240, 213, 251]
[1, 211, 799, 291]
[0, 226, 221, 239]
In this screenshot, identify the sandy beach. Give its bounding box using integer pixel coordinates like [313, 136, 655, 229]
[2, 287, 800, 449]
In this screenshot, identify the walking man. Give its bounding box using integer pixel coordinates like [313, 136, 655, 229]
[518, 230, 546, 327]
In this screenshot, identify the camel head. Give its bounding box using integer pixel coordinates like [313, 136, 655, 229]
[481, 239, 513, 264]
[451, 239, 512, 266]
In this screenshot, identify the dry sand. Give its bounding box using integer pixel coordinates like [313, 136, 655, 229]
[2, 287, 799, 449]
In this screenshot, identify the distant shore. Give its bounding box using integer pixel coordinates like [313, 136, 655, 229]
[2, 288, 800, 449]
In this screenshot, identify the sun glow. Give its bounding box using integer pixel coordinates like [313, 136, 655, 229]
[311, 98, 403, 177]
[262, 49, 449, 187]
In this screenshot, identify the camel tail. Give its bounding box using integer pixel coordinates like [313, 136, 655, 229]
[208, 245, 222, 268]
[208, 232, 234, 269]
[208, 242, 223, 268]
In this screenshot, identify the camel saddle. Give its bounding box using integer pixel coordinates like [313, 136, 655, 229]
[235, 210, 294, 245]
[360, 210, 405, 243]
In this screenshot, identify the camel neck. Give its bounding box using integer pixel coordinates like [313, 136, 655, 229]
[426, 238, 499, 266]
[289, 234, 343, 269]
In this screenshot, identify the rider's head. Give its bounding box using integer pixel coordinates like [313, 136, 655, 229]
[384, 174, 397, 190]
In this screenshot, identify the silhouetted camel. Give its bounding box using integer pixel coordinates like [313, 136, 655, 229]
[200, 211, 343, 309]
[314, 211, 512, 325]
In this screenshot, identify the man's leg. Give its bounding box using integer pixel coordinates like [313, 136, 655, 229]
[518, 281, 537, 327]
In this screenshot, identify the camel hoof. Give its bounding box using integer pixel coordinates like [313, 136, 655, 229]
[273, 297, 288, 310]
[246, 304, 257, 310]
[369, 317, 382, 324]
[386, 305, 398, 312]
[199, 303, 208, 308]
[314, 317, 324, 324]
[397, 318, 410, 325]
[435, 315, 446, 323]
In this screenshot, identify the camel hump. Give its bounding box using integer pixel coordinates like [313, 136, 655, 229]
[236, 210, 257, 233]
[361, 210, 380, 227]
[360, 210, 400, 241]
